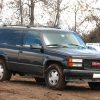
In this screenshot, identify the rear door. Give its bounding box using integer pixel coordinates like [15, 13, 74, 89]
[18, 30, 44, 76]
[0, 29, 23, 70]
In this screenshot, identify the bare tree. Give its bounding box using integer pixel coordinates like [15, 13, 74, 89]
[29, 0, 35, 26]
[19, 0, 23, 25]
[0, 0, 3, 15]
[54, 0, 61, 27]
[74, 5, 78, 32]
[29, 0, 47, 26]
[6, 0, 24, 25]
[18, 0, 47, 26]
[77, 0, 100, 33]
[43, 0, 69, 27]
[67, 0, 90, 32]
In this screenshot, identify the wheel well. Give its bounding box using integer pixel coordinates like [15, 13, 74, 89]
[45, 60, 63, 70]
[0, 55, 6, 62]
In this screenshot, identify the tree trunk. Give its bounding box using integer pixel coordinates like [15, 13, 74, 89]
[75, 11, 77, 32]
[54, 0, 60, 27]
[74, 5, 78, 32]
[30, 0, 35, 26]
[0, 0, 3, 13]
[19, 0, 23, 25]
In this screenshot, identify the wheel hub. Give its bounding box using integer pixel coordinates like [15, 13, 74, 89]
[48, 69, 59, 86]
[0, 65, 4, 80]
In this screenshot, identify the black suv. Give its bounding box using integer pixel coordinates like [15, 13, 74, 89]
[0, 26, 100, 90]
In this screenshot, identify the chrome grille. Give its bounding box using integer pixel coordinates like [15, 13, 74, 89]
[83, 59, 100, 69]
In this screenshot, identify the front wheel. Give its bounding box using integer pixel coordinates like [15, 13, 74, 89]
[88, 82, 100, 90]
[45, 64, 66, 90]
[0, 60, 12, 81]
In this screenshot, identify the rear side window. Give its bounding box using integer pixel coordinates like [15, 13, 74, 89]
[0, 29, 23, 45]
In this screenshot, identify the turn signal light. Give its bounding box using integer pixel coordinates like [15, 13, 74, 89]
[67, 57, 83, 68]
[68, 57, 73, 67]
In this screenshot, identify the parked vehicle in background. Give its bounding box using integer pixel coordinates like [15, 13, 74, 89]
[86, 43, 100, 52]
[0, 26, 100, 90]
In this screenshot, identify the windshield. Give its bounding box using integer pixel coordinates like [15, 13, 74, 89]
[43, 31, 86, 49]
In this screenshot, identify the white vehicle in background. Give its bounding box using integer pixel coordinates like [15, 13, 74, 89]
[86, 43, 100, 52]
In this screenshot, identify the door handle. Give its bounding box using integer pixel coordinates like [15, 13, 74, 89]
[16, 45, 21, 47]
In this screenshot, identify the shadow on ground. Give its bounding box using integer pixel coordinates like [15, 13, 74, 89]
[9, 79, 99, 92]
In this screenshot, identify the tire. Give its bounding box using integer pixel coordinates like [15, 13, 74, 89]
[0, 60, 12, 82]
[45, 63, 66, 90]
[88, 82, 100, 90]
[35, 77, 45, 83]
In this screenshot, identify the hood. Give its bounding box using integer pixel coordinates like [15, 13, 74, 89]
[52, 48, 100, 58]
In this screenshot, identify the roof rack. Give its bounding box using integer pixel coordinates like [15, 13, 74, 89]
[2, 24, 31, 28]
[31, 25, 61, 29]
[2, 24, 61, 29]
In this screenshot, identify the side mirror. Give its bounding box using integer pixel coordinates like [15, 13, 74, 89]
[30, 44, 42, 49]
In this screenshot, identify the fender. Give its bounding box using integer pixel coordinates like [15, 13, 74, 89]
[43, 55, 67, 71]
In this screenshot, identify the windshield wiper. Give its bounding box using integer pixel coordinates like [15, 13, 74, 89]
[68, 43, 85, 48]
[46, 44, 68, 48]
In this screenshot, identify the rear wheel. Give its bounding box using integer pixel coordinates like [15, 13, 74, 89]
[45, 63, 66, 90]
[88, 82, 100, 90]
[0, 60, 12, 81]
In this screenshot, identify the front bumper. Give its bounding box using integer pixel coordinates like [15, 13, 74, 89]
[64, 69, 100, 82]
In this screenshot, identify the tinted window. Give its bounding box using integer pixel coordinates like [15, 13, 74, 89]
[0, 29, 23, 45]
[23, 31, 41, 46]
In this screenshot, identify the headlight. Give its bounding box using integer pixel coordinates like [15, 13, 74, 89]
[72, 58, 83, 63]
[68, 57, 83, 68]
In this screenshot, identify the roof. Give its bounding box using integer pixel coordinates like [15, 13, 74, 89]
[0, 25, 73, 33]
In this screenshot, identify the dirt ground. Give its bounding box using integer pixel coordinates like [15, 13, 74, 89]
[0, 76, 100, 100]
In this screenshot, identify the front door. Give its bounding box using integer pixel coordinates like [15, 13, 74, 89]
[18, 30, 44, 76]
